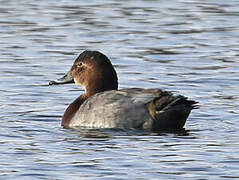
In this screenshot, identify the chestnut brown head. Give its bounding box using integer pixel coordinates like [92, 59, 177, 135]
[50, 51, 118, 96]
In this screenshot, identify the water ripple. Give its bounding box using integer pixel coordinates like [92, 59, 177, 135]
[1, 0, 239, 179]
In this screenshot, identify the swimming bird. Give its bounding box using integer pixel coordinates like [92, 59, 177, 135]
[49, 51, 197, 130]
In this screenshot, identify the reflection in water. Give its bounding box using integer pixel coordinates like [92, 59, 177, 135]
[1, 0, 239, 179]
[65, 128, 190, 139]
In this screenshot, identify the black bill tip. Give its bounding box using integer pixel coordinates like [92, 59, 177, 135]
[49, 70, 74, 86]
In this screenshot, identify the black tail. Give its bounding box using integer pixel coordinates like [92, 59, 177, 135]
[147, 92, 198, 130]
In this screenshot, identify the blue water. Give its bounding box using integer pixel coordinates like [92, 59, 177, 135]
[1, 0, 239, 179]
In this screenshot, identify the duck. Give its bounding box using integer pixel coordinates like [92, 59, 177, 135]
[49, 50, 198, 130]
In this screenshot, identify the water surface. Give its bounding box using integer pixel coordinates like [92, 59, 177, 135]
[1, 0, 239, 179]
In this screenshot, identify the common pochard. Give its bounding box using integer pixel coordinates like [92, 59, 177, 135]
[50, 51, 197, 130]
